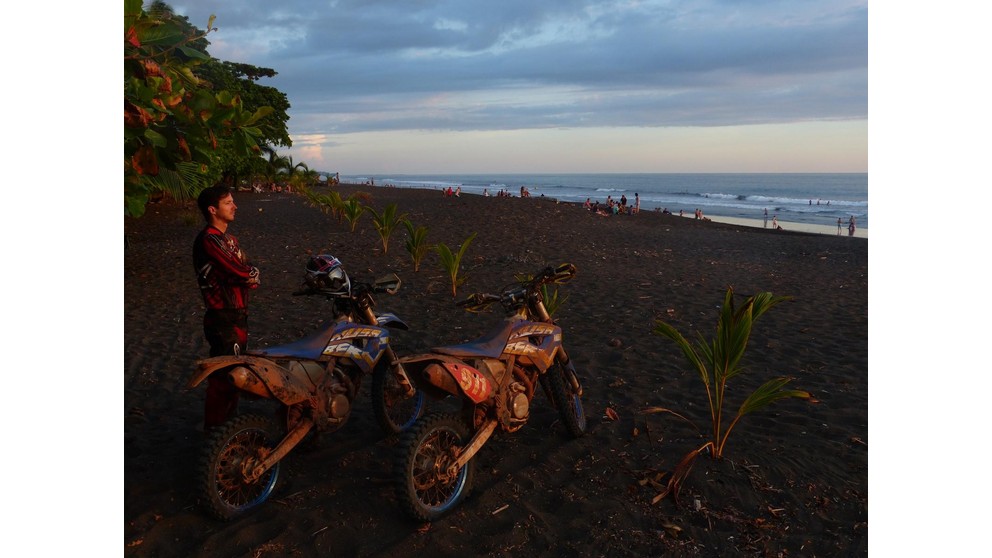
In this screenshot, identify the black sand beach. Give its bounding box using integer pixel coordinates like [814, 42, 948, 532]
[125, 184, 867, 557]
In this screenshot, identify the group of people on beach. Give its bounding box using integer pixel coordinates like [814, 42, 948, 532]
[481, 187, 522, 197]
[839, 216, 857, 236]
[583, 193, 640, 216]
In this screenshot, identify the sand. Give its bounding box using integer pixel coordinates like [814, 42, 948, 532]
[124, 184, 867, 557]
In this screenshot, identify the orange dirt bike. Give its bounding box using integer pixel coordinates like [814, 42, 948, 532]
[188, 255, 425, 519]
[393, 263, 586, 521]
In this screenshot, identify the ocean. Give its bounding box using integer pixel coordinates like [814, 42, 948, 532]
[339, 173, 868, 230]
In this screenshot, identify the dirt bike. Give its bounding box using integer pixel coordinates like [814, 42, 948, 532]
[187, 257, 426, 520]
[393, 263, 586, 521]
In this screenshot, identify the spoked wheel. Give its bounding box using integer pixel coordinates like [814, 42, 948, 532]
[198, 414, 282, 520]
[547, 364, 587, 438]
[372, 365, 426, 434]
[394, 413, 475, 521]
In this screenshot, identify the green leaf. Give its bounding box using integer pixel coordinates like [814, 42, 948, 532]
[738, 377, 810, 416]
[143, 128, 168, 147]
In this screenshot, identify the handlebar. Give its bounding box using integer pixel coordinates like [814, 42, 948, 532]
[456, 263, 576, 312]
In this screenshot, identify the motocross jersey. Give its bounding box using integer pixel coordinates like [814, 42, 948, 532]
[193, 225, 259, 311]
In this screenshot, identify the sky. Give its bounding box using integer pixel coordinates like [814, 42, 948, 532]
[169, 0, 868, 174]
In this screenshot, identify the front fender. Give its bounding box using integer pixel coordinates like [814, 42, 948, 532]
[375, 312, 409, 330]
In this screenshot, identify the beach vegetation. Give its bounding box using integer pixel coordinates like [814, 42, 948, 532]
[403, 220, 431, 272]
[124, 1, 286, 217]
[299, 185, 344, 222]
[341, 197, 367, 232]
[367, 203, 408, 255]
[647, 288, 811, 503]
[436, 232, 477, 297]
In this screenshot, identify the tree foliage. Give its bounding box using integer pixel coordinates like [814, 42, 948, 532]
[124, 0, 289, 217]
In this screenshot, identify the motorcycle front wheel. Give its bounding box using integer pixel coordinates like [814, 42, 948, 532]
[394, 412, 475, 522]
[547, 364, 588, 438]
[198, 414, 282, 520]
[371, 365, 426, 434]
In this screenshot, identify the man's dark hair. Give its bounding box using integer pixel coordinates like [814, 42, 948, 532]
[197, 185, 233, 222]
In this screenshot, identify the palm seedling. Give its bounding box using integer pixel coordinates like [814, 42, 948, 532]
[646, 288, 811, 503]
[403, 220, 430, 272]
[435, 232, 477, 297]
[367, 203, 408, 255]
[341, 197, 366, 232]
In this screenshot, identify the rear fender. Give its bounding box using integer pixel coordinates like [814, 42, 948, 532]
[188, 355, 312, 405]
[402, 354, 493, 403]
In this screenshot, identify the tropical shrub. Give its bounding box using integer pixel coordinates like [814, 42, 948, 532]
[646, 288, 811, 503]
[124, 1, 273, 217]
[403, 220, 431, 272]
[435, 232, 477, 297]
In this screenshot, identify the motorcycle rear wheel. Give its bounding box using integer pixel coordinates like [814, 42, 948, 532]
[198, 414, 282, 520]
[371, 365, 426, 434]
[547, 364, 587, 438]
[394, 412, 474, 522]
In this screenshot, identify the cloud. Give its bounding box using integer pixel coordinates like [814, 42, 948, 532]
[171, 0, 867, 170]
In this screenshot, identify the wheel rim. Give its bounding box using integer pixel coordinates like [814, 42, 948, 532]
[214, 428, 280, 512]
[411, 427, 468, 514]
[385, 379, 425, 431]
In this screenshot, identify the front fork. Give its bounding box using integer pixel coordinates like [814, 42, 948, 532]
[556, 348, 584, 397]
[363, 307, 416, 398]
[383, 345, 416, 398]
[533, 299, 583, 397]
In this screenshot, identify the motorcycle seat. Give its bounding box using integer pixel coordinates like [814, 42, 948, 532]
[250, 322, 335, 360]
[432, 320, 515, 359]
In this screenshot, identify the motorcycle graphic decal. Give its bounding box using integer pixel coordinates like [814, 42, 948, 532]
[442, 362, 492, 403]
[504, 323, 562, 370]
[322, 325, 389, 373]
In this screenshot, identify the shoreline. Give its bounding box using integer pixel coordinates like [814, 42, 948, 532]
[702, 214, 868, 238]
[340, 182, 869, 238]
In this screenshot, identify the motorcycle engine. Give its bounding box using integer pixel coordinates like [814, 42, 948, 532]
[506, 381, 530, 429]
[316, 366, 354, 432]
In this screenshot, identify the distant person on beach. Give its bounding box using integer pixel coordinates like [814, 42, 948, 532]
[583, 198, 592, 210]
[633, 193, 640, 214]
[837, 218, 843, 235]
[679, 209, 684, 217]
[772, 215, 778, 229]
[848, 216, 856, 236]
[193, 185, 260, 429]
[484, 188, 489, 197]
[454, 186, 461, 197]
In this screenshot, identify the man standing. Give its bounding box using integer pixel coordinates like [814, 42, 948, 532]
[193, 185, 260, 428]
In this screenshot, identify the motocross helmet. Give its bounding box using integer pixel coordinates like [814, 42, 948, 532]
[304, 254, 351, 296]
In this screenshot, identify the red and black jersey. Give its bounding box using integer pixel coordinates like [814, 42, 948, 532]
[193, 225, 258, 311]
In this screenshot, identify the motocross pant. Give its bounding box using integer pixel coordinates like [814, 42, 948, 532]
[203, 309, 248, 428]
